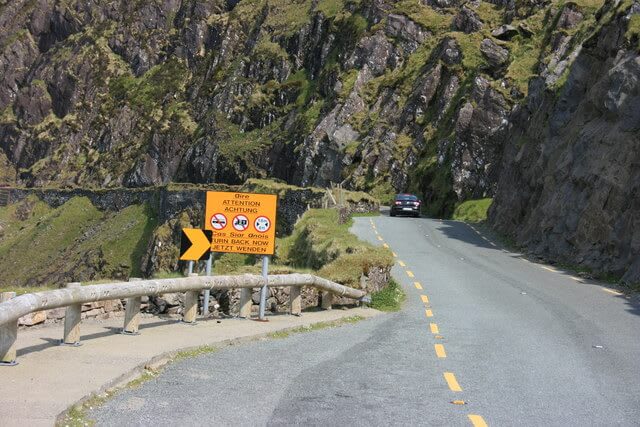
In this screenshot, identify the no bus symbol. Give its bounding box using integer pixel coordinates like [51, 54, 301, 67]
[254, 216, 271, 233]
[232, 214, 249, 231]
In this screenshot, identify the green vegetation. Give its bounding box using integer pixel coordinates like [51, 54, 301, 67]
[268, 315, 364, 339]
[0, 196, 157, 292]
[452, 198, 493, 223]
[370, 279, 405, 311]
[277, 208, 393, 288]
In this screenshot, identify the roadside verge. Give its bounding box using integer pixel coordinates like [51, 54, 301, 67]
[0, 308, 380, 427]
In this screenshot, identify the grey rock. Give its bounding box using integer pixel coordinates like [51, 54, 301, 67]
[480, 38, 510, 72]
[453, 6, 483, 34]
[489, 14, 640, 284]
[491, 24, 519, 40]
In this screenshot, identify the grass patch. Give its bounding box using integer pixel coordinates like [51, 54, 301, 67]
[268, 315, 365, 339]
[370, 279, 405, 311]
[0, 196, 157, 288]
[452, 198, 493, 223]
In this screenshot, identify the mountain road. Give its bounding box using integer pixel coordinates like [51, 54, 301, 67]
[90, 214, 640, 426]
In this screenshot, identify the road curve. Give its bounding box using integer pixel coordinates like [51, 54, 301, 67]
[90, 215, 640, 426]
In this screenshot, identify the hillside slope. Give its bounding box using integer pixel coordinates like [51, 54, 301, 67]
[489, 1, 640, 285]
[0, 0, 622, 215]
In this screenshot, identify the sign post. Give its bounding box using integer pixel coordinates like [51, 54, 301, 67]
[205, 191, 277, 320]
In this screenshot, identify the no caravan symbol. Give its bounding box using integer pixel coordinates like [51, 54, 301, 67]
[210, 213, 227, 230]
[232, 214, 249, 231]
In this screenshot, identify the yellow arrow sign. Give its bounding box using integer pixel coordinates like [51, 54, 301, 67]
[180, 228, 212, 261]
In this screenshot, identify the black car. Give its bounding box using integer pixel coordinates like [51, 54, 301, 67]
[390, 194, 421, 217]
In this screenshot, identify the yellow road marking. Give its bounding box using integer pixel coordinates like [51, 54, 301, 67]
[398, 260, 406, 267]
[383, 243, 389, 249]
[541, 266, 556, 272]
[392, 252, 398, 258]
[602, 288, 623, 296]
[377, 236, 383, 241]
[435, 344, 447, 358]
[414, 282, 423, 290]
[571, 276, 584, 282]
[406, 271, 415, 278]
[444, 372, 462, 391]
[468, 415, 488, 427]
[425, 309, 433, 318]
[430, 323, 439, 334]
[421, 295, 429, 304]
[374, 230, 379, 235]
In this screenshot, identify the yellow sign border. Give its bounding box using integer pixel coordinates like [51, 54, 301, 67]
[205, 191, 277, 255]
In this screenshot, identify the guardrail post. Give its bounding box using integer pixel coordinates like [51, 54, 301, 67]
[239, 288, 252, 318]
[290, 286, 302, 316]
[183, 273, 198, 324]
[0, 292, 18, 366]
[62, 283, 82, 346]
[321, 291, 333, 310]
[122, 278, 142, 335]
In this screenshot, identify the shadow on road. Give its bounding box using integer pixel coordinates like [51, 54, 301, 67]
[17, 318, 179, 357]
[433, 220, 640, 319]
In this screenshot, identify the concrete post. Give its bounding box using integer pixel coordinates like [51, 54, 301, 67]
[290, 286, 302, 316]
[122, 278, 142, 335]
[239, 288, 252, 318]
[183, 273, 199, 324]
[321, 291, 333, 310]
[62, 283, 82, 346]
[0, 292, 17, 365]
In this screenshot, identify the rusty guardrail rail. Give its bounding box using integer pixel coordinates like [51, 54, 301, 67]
[0, 273, 366, 366]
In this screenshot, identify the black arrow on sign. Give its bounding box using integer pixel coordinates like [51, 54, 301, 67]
[180, 228, 213, 261]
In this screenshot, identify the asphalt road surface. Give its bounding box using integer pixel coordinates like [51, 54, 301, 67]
[91, 214, 640, 426]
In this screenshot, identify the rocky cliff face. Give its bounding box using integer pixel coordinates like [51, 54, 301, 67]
[489, 1, 640, 284]
[1, 0, 609, 215]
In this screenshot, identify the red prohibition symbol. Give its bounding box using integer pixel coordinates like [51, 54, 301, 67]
[254, 216, 271, 233]
[232, 214, 250, 231]
[210, 213, 227, 230]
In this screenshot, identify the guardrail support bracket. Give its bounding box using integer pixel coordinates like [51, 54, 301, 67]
[122, 296, 142, 335]
[62, 283, 82, 346]
[290, 286, 302, 316]
[321, 291, 333, 310]
[0, 320, 18, 366]
[239, 288, 252, 318]
[183, 290, 199, 324]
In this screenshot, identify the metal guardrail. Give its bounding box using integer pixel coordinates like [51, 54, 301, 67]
[0, 273, 367, 366]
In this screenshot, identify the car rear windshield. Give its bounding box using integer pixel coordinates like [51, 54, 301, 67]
[396, 195, 418, 201]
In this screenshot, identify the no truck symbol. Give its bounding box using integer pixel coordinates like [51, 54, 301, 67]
[232, 214, 249, 231]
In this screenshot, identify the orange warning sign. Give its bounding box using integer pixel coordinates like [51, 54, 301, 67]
[205, 191, 277, 255]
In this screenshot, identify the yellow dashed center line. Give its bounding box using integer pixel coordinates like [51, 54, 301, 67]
[602, 288, 623, 296]
[414, 282, 423, 290]
[425, 309, 433, 318]
[429, 322, 439, 334]
[406, 271, 415, 278]
[383, 243, 389, 249]
[374, 230, 379, 235]
[444, 372, 462, 391]
[468, 415, 488, 427]
[435, 344, 447, 358]
[398, 260, 406, 267]
[392, 252, 398, 258]
[541, 266, 557, 273]
[421, 295, 429, 304]
[377, 236, 383, 241]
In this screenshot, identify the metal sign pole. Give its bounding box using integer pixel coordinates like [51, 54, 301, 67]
[187, 260, 194, 275]
[203, 253, 213, 315]
[258, 256, 270, 321]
